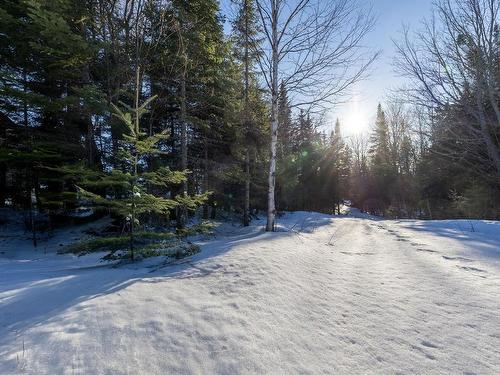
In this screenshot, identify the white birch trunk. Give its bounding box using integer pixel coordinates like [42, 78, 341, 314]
[266, 2, 278, 232]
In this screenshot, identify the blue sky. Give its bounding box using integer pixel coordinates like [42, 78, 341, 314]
[220, 0, 434, 135]
[333, 0, 434, 135]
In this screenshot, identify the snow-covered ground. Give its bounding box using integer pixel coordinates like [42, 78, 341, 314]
[1, 211, 499, 374]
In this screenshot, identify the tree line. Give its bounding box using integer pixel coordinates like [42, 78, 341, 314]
[0, 0, 498, 252]
[364, 0, 500, 219]
[0, 0, 373, 235]
[278, 0, 500, 220]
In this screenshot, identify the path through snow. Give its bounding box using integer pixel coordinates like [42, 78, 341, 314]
[1, 211, 499, 374]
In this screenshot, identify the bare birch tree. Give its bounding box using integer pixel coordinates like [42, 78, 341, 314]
[253, 0, 377, 231]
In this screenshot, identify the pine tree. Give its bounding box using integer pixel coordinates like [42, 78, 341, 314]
[231, 0, 263, 226]
[77, 92, 207, 260]
[328, 119, 351, 213]
[277, 82, 294, 157]
[0, 0, 98, 243]
[368, 104, 394, 213]
[369, 104, 390, 164]
[160, 0, 229, 227]
[275, 84, 297, 211]
[295, 110, 318, 210]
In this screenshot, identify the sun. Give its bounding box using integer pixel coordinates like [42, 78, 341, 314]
[344, 108, 369, 134]
[342, 94, 370, 135]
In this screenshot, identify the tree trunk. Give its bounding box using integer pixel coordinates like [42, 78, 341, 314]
[243, 0, 251, 227]
[29, 193, 37, 248]
[87, 120, 95, 166]
[0, 117, 6, 207]
[266, 3, 279, 232]
[426, 199, 433, 220]
[22, 69, 36, 247]
[177, 63, 188, 229]
[266, 88, 278, 230]
[476, 94, 500, 179]
[210, 203, 217, 219]
[82, 60, 96, 167]
[244, 148, 250, 226]
[203, 138, 209, 220]
[129, 66, 142, 261]
[0, 163, 5, 208]
[180, 68, 188, 193]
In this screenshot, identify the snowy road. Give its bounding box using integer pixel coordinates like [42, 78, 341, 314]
[1, 212, 500, 374]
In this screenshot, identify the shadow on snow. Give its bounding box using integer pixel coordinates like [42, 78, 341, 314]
[0, 211, 335, 366]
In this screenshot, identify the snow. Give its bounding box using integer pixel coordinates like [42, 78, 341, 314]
[1, 211, 499, 374]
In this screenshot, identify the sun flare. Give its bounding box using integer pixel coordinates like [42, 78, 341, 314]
[335, 93, 371, 135]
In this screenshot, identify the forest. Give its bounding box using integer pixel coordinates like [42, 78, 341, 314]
[1, 1, 500, 374]
[1, 0, 499, 253]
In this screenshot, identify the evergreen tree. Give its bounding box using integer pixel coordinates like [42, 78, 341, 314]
[328, 119, 351, 213]
[275, 84, 298, 211]
[77, 93, 207, 260]
[368, 104, 394, 213]
[277, 82, 294, 157]
[166, 0, 229, 227]
[369, 104, 390, 166]
[231, 0, 264, 225]
[0, 0, 99, 243]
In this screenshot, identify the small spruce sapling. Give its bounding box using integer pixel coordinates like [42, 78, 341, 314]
[77, 94, 191, 260]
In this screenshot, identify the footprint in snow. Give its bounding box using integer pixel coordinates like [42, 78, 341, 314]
[228, 302, 239, 310]
[410, 344, 436, 360]
[340, 251, 375, 256]
[442, 256, 474, 262]
[458, 266, 486, 273]
[416, 248, 438, 254]
[421, 340, 439, 349]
